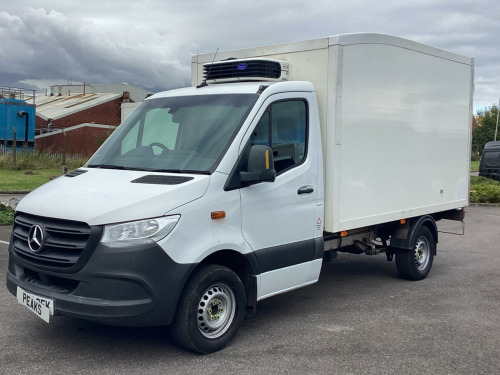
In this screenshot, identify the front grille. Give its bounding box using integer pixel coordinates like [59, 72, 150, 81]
[12, 212, 102, 273]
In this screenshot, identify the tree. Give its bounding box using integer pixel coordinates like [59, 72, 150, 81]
[473, 105, 498, 155]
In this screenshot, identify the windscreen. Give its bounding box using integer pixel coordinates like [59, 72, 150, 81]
[87, 94, 258, 173]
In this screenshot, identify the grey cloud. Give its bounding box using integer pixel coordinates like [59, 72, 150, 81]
[0, 8, 191, 92]
[0, 1, 499, 112]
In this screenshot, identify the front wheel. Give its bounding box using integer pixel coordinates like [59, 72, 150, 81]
[395, 226, 435, 280]
[170, 264, 246, 353]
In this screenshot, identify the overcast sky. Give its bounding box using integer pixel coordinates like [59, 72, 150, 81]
[1, 0, 498, 112]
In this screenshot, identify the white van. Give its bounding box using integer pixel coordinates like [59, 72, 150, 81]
[7, 34, 474, 353]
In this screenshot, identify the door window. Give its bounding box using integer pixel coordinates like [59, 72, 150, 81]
[250, 100, 308, 173]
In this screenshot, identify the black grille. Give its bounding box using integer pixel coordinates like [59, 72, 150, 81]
[203, 60, 283, 81]
[12, 213, 102, 273]
[131, 175, 194, 185]
[24, 268, 79, 293]
[65, 169, 88, 177]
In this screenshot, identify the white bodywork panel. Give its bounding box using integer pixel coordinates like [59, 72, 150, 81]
[17, 169, 210, 226]
[257, 259, 323, 301]
[193, 33, 474, 233]
[333, 43, 472, 230]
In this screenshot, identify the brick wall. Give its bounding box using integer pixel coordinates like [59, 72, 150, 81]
[35, 97, 124, 133]
[35, 126, 114, 157]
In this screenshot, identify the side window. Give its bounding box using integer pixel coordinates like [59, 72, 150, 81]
[252, 112, 270, 146]
[251, 100, 307, 174]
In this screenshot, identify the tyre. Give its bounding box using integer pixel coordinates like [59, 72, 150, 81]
[170, 264, 246, 353]
[395, 226, 435, 280]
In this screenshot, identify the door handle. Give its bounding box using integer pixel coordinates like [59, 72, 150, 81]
[297, 185, 314, 195]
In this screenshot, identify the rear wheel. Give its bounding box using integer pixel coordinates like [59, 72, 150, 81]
[395, 226, 435, 280]
[170, 264, 245, 353]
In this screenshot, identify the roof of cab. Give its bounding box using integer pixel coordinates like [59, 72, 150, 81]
[147, 81, 316, 100]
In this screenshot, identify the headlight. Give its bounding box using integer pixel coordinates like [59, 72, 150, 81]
[101, 215, 180, 247]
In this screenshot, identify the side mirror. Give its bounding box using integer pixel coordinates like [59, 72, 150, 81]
[240, 145, 276, 184]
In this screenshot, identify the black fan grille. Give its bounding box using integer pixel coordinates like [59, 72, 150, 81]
[203, 60, 283, 81]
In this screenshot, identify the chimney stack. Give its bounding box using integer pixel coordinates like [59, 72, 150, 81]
[122, 91, 131, 103]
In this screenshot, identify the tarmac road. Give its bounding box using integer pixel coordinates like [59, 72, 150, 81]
[1, 206, 499, 374]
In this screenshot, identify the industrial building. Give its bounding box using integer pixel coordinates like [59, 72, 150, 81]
[34, 83, 151, 156]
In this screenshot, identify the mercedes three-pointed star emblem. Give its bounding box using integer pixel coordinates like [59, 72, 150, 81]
[28, 225, 44, 253]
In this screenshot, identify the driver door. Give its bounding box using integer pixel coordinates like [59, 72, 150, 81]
[239, 92, 322, 300]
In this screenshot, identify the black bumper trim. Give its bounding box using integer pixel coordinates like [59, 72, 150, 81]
[7, 241, 195, 326]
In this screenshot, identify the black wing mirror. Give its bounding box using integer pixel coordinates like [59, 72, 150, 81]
[240, 145, 276, 184]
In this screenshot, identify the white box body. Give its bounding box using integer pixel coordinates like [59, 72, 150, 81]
[192, 34, 474, 232]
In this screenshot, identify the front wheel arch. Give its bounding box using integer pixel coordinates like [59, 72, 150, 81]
[170, 264, 246, 353]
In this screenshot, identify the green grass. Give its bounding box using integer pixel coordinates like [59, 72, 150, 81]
[0, 204, 15, 225]
[471, 160, 480, 172]
[470, 176, 500, 203]
[0, 150, 87, 171]
[0, 169, 62, 191]
[0, 150, 87, 192]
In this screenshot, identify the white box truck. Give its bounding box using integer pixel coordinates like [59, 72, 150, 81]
[7, 33, 474, 353]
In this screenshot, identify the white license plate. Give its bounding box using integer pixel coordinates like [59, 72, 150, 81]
[17, 287, 55, 323]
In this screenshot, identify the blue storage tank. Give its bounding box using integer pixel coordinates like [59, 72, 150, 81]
[0, 97, 36, 152]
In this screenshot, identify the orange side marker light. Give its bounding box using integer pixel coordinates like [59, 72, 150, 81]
[211, 211, 226, 220]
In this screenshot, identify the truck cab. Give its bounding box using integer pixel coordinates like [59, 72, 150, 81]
[7, 80, 324, 353]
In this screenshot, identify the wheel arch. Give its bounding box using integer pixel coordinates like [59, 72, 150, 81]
[181, 249, 259, 318]
[390, 215, 438, 254]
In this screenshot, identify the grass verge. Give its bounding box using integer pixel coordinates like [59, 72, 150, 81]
[0, 169, 62, 191]
[471, 160, 480, 172]
[0, 150, 87, 171]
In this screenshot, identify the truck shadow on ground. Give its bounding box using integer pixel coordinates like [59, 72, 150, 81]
[30, 254, 417, 356]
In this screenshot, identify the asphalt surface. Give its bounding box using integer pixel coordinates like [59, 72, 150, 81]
[1, 206, 499, 374]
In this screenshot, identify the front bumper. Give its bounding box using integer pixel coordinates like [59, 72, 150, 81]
[7, 240, 194, 326]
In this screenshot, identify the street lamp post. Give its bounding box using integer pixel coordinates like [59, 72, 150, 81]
[495, 98, 500, 141]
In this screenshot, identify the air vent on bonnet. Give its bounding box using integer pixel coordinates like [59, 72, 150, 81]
[131, 175, 194, 185]
[65, 169, 88, 177]
[203, 58, 288, 83]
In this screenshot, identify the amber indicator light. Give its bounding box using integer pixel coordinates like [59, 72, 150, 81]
[211, 211, 226, 220]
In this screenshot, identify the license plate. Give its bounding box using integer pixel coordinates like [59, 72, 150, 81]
[17, 287, 55, 323]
